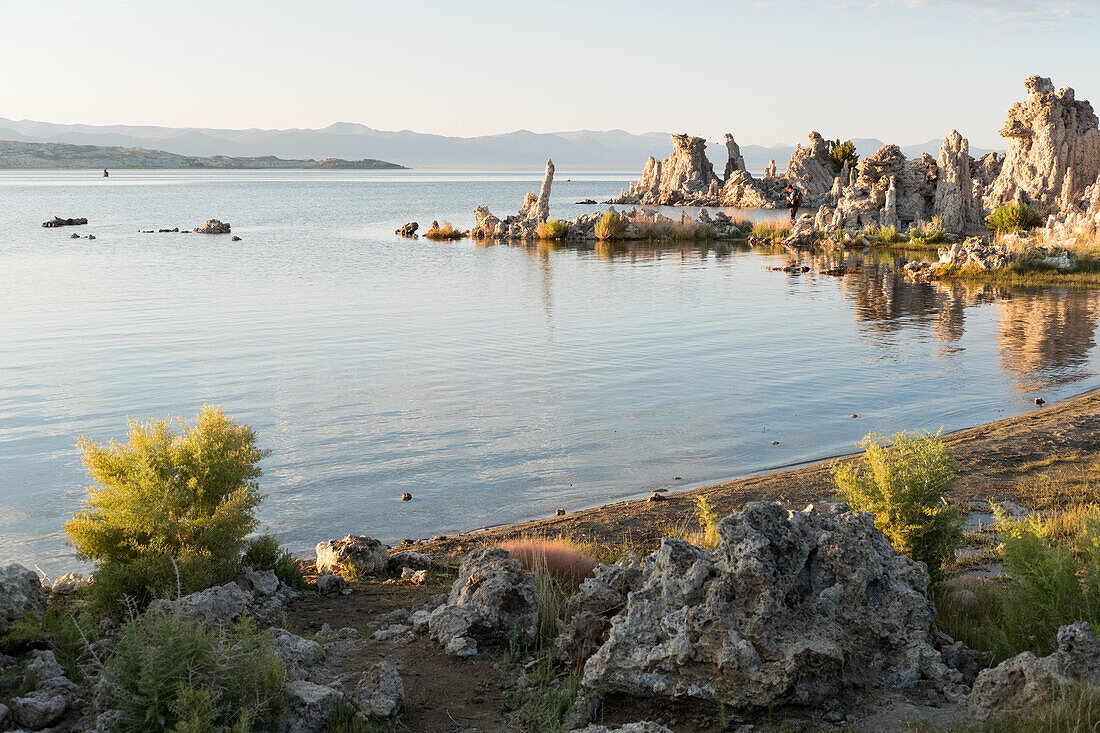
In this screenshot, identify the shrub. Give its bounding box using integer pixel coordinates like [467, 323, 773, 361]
[594, 210, 628, 240]
[988, 202, 1043, 234]
[751, 221, 791, 241]
[828, 139, 859, 170]
[832, 431, 962, 581]
[99, 610, 287, 732]
[536, 219, 570, 240]
[243, 533, 308, 591]
[694, 496, 721, 550]
[65, 406, 269, 610]
[875, 225, 903, 244]
[423, 220, 466, 241]
[910, 216, 947, 246]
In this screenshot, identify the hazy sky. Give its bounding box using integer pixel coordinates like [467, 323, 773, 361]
[2, 0, 1098, 147]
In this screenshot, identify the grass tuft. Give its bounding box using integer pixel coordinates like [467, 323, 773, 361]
[987, 203, 1043, 234]
[537, 219, 570, 240]
[424, 220, 466, 241]
[594, 210, 628, 240]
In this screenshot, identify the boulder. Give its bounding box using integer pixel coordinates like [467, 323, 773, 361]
[0, 564, 46, 635]
[286, 680, 343, 733]
[427, 547, 538, 656]
[316, 573, 346, 597]
[269, 628, 323, 681]
[582, 502, 960, 709]
[395, 222, 418, 237]
[316, 535, 389, 578]
[151, 581, 252, 625]
[387, 551, 432, 572]
[986, 76, 1100, 215]
[9, 687, 70, 730]
[41, 217, 87, 227]
[968, 621, 1100, 719]
[193, 219, 231, 234]
[557, 552, 643, 669]
[352, 661, 404, 718]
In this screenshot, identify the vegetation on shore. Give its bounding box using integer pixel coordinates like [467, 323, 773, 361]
[987, 202, 1043, 235]
[424, 220, 466, 241]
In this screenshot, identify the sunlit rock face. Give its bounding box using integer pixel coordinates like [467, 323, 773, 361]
[986, 76, 1100, 215]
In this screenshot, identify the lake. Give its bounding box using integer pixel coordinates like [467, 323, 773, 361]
[2, 169, 1098, 575]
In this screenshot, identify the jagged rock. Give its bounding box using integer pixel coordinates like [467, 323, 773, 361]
[395, 222, 418, 237]
[582, 502, 960, 709]
[41, 217, 87, 227]
[968, 622, 1100, 719]
[0, 564, 46, 635]
[855, 145, 938, 226]
[352, 661, 404, 718]
[613, 134, 719, 205]
[400, 568, 428, 584]
[470, 205, 504, 238]
[193, 219, 231, 234]
[238, 566, 280, 597]
[781, 214, 817, 248]
[316, 573, 345, 597]
[569, 725, 674, 733]
[151, 581, 252, 624]
[535, 159, 554, 222]
[10, 687, 70, 730]
[24, 650, 65, 686]
[287, 680, 343, 733]
[881, 176, 900, 229]
[387, 551, 432, 571]
[270, 628, 323, 681]
[316, 535, 389, 577]
[764, 159, 778, 179]
[428, 547, 538, 656]
[987, 76, 1100, 215]
[814, 205, 834, 231]
[557, 552, 643, 668]
[935, 130, 984, 232]
[785, 132, 840, 205]
[48, 572, 87, 597]
[723, 133, 747, 179]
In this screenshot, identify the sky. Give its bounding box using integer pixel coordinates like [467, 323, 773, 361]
[1, 0, 1099, 148]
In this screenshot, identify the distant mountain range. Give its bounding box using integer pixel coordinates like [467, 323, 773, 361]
[0, 140, 403, 170]
[0, 117, 1003, 172]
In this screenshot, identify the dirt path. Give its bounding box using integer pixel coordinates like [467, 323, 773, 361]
[416, 389, 1100, 562]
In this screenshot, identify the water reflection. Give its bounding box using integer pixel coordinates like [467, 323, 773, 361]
[997, 292, 1100, 390]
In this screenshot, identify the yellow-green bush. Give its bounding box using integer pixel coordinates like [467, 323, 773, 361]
[65, 406, 269, 610]
[536, 219, 570, 240]
[988, 202, 1043, 234]
[832, 431, 961, 581]
[594, 210, 628, 240]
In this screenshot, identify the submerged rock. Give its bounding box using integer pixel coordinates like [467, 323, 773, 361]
[582, 502, 961, 709]
[395, 221, 419, 237]
[193, 219, 231, 234]
[41, 216, 87, 227]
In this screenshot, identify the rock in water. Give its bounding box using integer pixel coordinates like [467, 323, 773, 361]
[427, 547, 538, 655]
[395, 222, 419, 237]
[968, 621, 1100, 719]
[785, 132, 840, 205]
[193, 219, 231, 234]
[986, 76, 1100, 215]
[537, 159, 554, 222]
[316, 535, 389, 577]
[41, 217, 87, 227]
[723, 133, 747, 179]
[582, 502, 960, 709]
[0, 564, 46, 635]
[613, 134, 718, 205]
[935, 130, 984, 232]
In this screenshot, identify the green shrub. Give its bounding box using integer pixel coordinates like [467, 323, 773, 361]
[875, 225, 903, 245]
[99, 610, 287, 732]
[988, 203, 1043, 234]
[751, 221, 791, 241]
[243, 534, 308, 591]
[832, 431, 962, 581]
[515, 655, 579, 733]
[536, 219, 570, 240]
[910, 216, 947, 246]
[593, 210, 628, 240]
[65, 406, 269, 611]
[828, 139, 859, 170]
[694, 496, 721, 550]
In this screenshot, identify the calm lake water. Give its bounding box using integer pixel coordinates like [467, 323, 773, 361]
[3, 170, 1099, 574]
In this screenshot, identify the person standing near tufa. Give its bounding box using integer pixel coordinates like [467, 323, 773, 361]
[785, 184, 803, 223]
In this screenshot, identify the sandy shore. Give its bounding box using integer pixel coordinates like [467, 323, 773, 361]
[419, 388, 1100, 559]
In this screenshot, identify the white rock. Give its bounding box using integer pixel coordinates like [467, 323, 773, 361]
[316, 535, 388, 578]
[0, 564, 46, 636]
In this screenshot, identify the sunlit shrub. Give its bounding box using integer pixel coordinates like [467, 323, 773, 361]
[988, 203, 1043, 234]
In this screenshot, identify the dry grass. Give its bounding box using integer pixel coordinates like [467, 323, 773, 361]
[536, 219, 570, 240]
[496, 537, 598, 584]
[751, 221, 792, 241]
[424, 220, 466, 241]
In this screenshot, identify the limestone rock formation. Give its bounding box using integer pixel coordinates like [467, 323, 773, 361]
[269, 628, 324, 681]
[427, 547, 538, 656]
[968, 622, 1100, 719]
[723, 133, 747, 179]
[9, 650, 77, 730]
[614, 134, 719, 205]
[986, 76, 1100, 215]
[557, 552, 643, 669]
[582, 502, 960, 709]
[881, 176, 900, 229]
[193, 219, 231, 234]
[149, 568, 295, 624]
[764, 159, 778, 179]
[0, 564, 46, 636]
[934, 130, 984, 232]
[784, 132, 840, 205]
[536, 159, 554, 222]
[316, 535, 389, 577]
